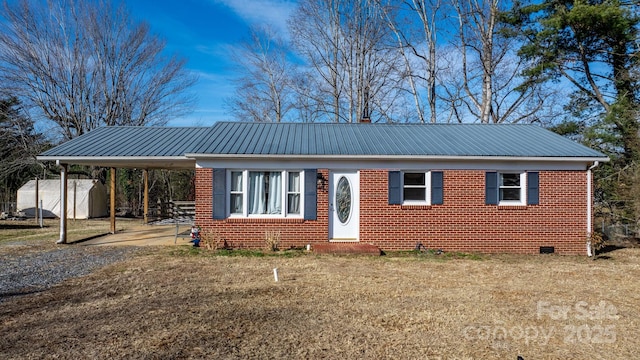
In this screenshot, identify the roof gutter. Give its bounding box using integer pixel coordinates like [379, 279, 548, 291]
[38, 156, 192, 162]
[37, 156, 195, 169]
[184, 153, 610, 163]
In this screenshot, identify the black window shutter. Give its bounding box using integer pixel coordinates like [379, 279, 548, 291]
[213, 168, 226, 219]
[431, 171, 444, 205]
[388, 171, 401, 205]
[485, 172, 498, 205]
[527, 172, 539, 205]
[304, 169, 317, 220]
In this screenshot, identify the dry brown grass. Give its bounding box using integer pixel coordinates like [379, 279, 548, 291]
[1, 247, 639, 359]
[0, 218, 128, 246]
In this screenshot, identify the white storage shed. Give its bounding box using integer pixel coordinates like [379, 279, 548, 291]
[17, 179, 108, 219]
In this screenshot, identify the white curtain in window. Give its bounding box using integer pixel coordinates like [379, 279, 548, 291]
[288, 172, 300, 214]
[249, 172, 265, 214]
[230, 172, 243, 213]
[268, 172, 282, 214]
[231, 172, 243, 190]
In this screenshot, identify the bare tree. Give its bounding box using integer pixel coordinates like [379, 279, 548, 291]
[0, 0, 196, 140]
[226, 27, 296, 122]
[380, 0, 445, 123]
[290, 72, 325, 122]
[289, 0, 344, 122]
[442, 0, 548, 124]
[289, 0, 401, 123]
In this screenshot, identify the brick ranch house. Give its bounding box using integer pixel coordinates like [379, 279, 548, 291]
[39, 122, 608, 255]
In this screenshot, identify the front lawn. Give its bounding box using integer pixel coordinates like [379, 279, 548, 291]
[1, 246, 638, 359]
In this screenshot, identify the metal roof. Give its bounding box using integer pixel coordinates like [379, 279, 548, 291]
[38, 126, 215, 168]
[40, 126, 215, 157]
[38, 122, 608, 168]
[191, 122, 607, 158]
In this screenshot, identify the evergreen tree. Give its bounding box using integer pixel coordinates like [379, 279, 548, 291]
[507, 0, 639, 222]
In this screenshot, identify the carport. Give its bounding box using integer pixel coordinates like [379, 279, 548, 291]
[37, 126, 215, 244]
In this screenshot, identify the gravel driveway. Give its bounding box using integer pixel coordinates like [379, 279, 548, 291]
[0, 246, 139, 303]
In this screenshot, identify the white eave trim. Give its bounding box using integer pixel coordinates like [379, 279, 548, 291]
[36, 155, 195, 169]
[37, 156, 191, 162]
[185, 153, 610, 163]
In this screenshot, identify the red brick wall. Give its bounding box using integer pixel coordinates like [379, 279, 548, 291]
[195, 168, 589, 255]
[195, 168, 329, 250]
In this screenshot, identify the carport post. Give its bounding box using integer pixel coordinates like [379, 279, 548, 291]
[143, 169, 149, 224]
[35, 177, 39, 225]
[110, 167, 116, 234]
[57, 163, 68, 244]
[73, 181, 77, 221]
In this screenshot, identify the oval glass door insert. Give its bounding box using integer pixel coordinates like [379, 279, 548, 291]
[336, 176, 351, 224]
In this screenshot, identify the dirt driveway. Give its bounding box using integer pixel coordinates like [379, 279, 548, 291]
[78, 223, 195, 246]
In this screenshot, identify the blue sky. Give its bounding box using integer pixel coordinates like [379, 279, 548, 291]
[127, 0, 297, 127]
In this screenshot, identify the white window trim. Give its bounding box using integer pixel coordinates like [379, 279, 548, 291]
[498, 172, 527, 206]
[227, 170, 305, 218]
[401, 171, 431, 205]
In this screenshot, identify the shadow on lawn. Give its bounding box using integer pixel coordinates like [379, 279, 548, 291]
[598, 244, 626, 255]
[593, 241, 638, 260]
[0, 223, 51, 230]
[0, 288, 46, 303]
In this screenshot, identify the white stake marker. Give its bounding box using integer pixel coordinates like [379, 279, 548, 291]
[273, 268, 279, 282]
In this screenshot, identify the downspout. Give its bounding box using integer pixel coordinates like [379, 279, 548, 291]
[586, 161, 600, 256]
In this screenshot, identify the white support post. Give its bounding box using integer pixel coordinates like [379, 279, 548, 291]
[34, 177, 39, 225]
[73, 180, 77, 221]
[57, 163, 68, 244]
[110, 167, 116, 234]
[143, 169, 149, 224]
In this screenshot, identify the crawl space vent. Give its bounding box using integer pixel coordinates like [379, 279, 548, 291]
[539, 246, 555, 254]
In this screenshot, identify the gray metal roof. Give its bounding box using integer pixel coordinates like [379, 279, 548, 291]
[40, 126, 215, 157]
[38, 126, 216, 168]
[38, 122, 608, 167]
[191, 122, 607, 158]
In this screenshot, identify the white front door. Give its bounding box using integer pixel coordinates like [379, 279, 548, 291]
[329, 170, 359, 241]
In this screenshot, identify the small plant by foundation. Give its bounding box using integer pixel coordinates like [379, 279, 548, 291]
[264, 231, 281, 252]
[201, 231, 223, 251]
